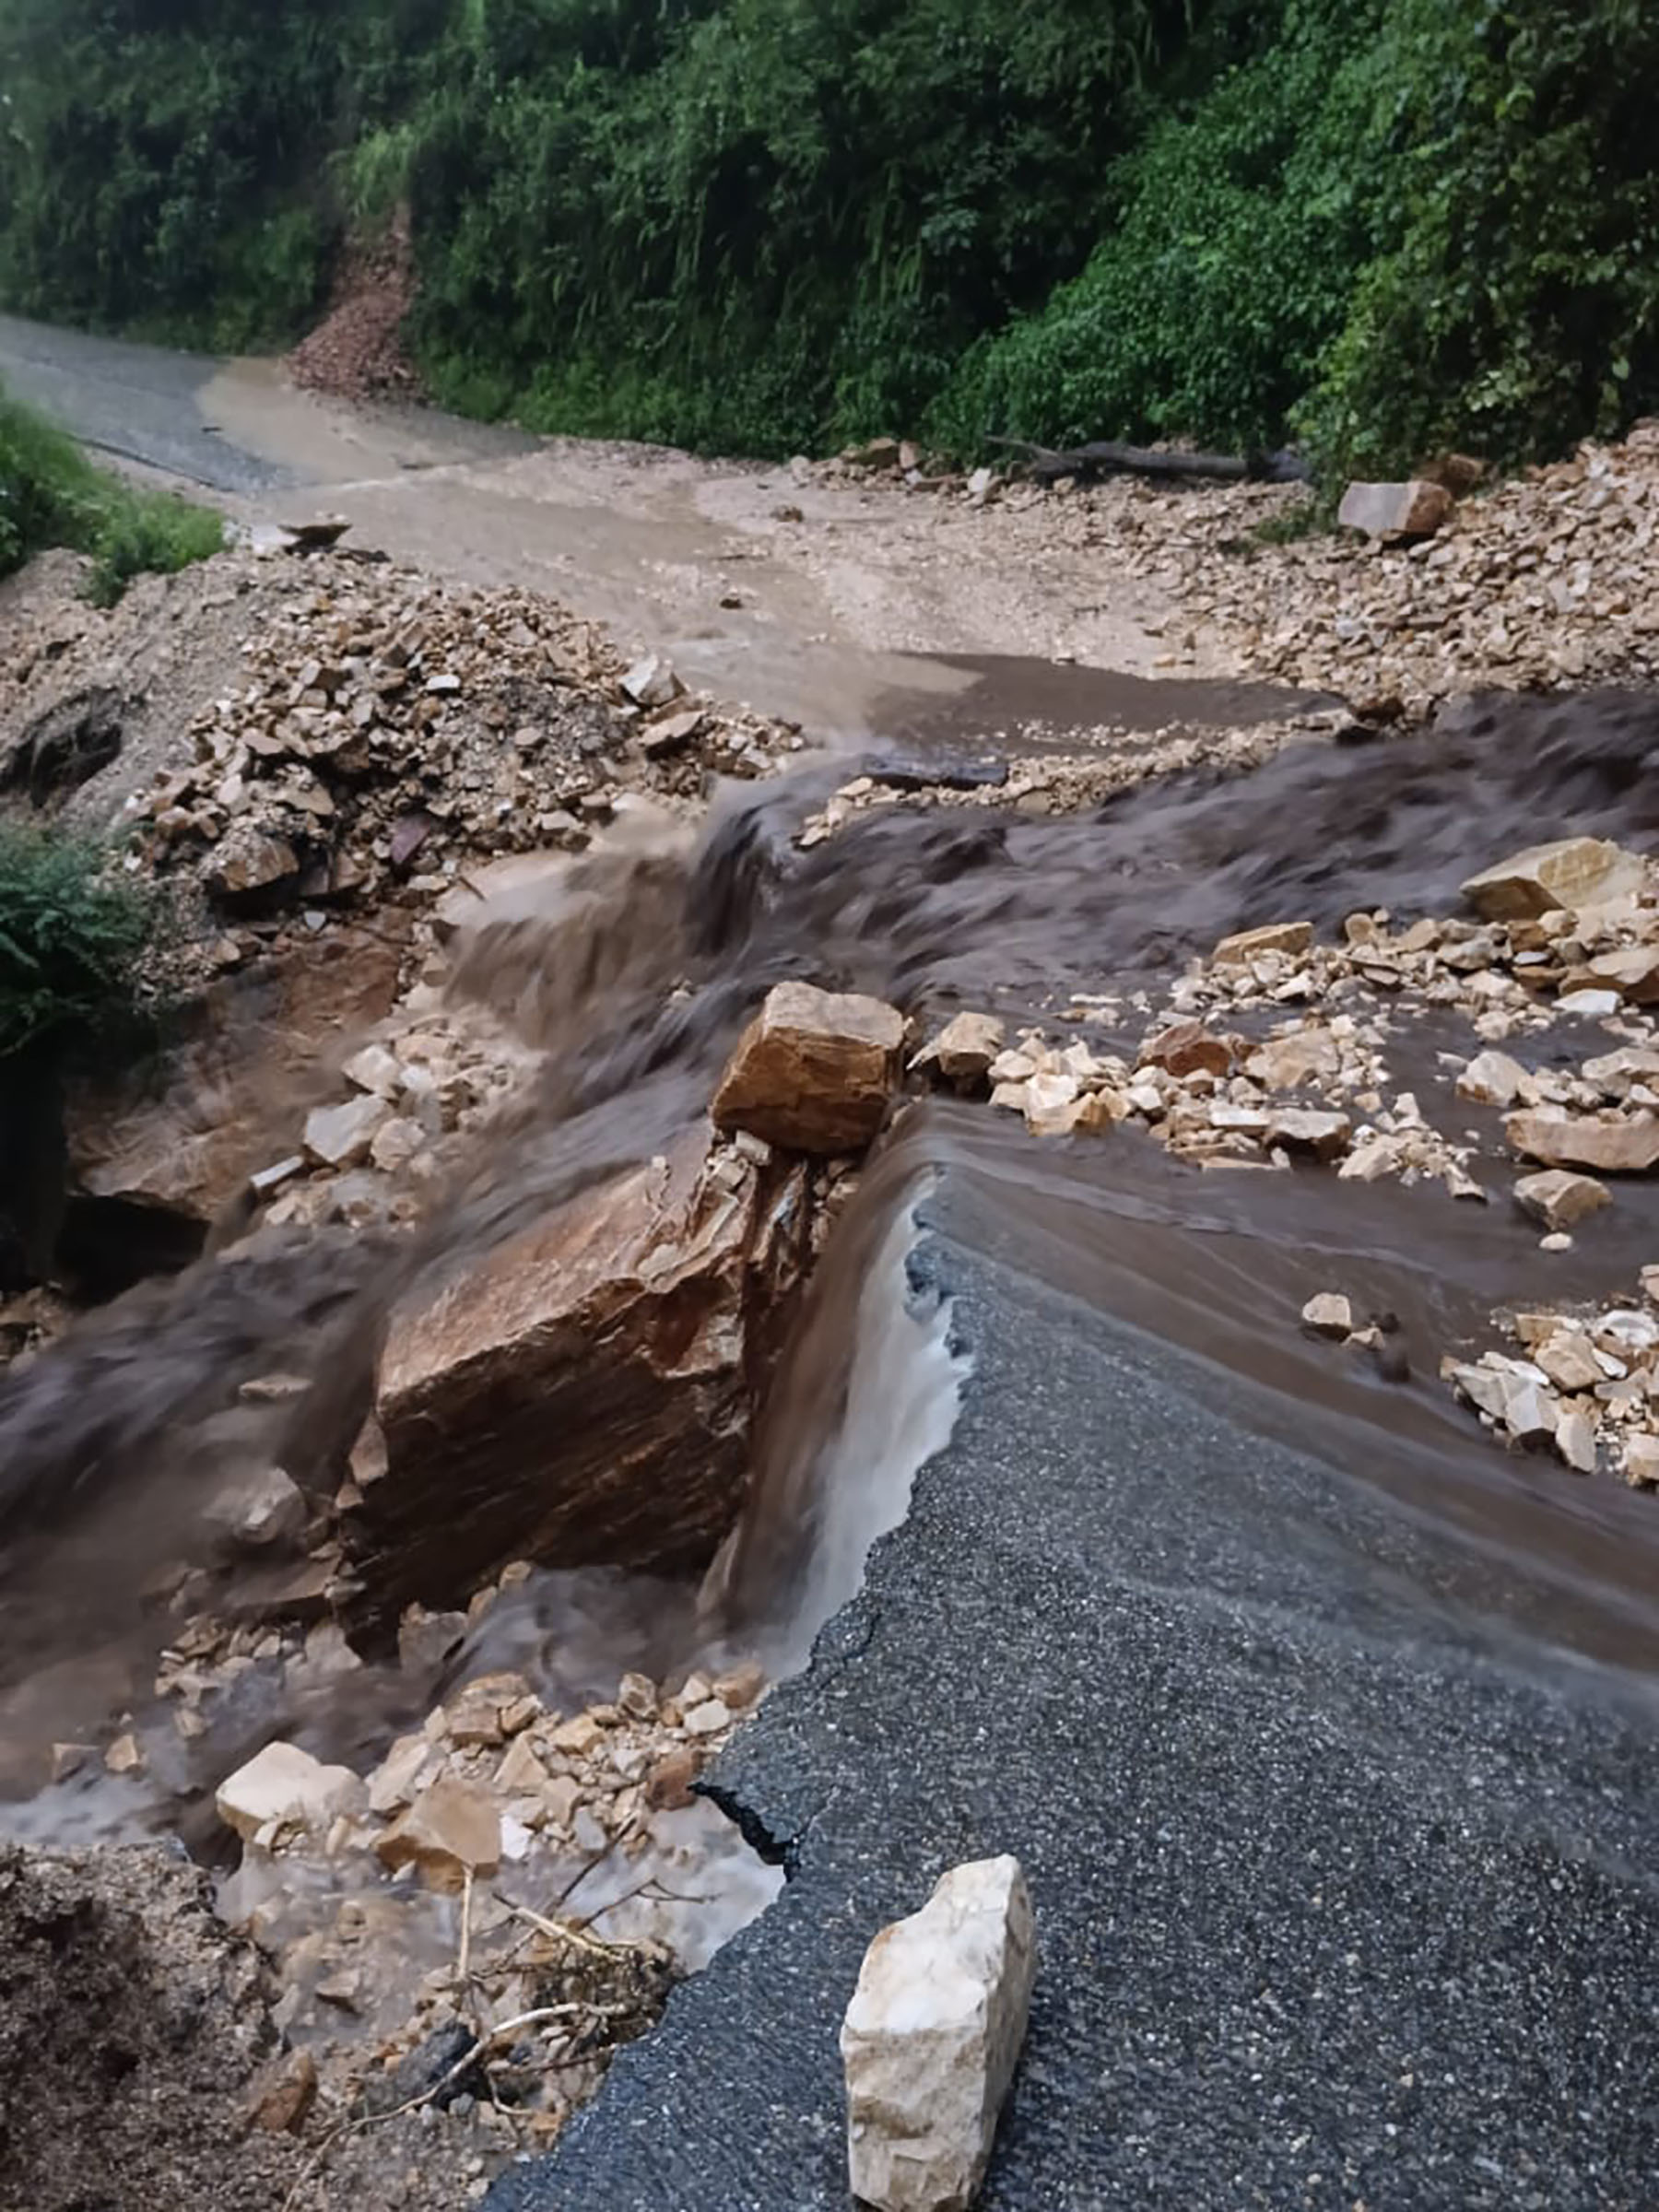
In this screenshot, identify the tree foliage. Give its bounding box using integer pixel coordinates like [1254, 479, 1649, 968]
[1, 0, 1656, 473]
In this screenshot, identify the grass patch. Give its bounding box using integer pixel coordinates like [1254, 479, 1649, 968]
[0, 380, 223, 604]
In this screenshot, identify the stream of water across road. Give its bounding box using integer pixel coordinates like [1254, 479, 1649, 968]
[2, 319, 1657, 2209]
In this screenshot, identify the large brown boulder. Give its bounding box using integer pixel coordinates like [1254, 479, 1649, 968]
[712, 981, 903, 1154]
[341, 1129, 811, 1629]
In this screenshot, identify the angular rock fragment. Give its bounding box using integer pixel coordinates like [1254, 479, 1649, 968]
[1513, 1169, 1610, 1231]
[348, 1130, 809, 1625]
[713, 981, 903, 1154]
[375, 1776, 501, 1890]
[1461, 839, 1645, 923]
[1584, 947, 1659, 1005]
[620, 654, 684, 710]
[1505, 1110, 1659, 1176]
[1264, 1107, 1352, 1162]
[303, 1092, 392, 1170]
[216, 1741, 365, 1842]
[841, 1855, 1036, 2212]
[1214, 921, 1313, 965]
[247, 2048, 319, 2135]
[207, 827, 300, 905]
[1245, 1028, 1341, 1090]
[1140, 1021, 1231, 1080]
[912, 1012, 1006, 1088]
[1554, 1406, 1599, 1476]
[1300, 1292, 1353, 1341]
[1337, 479, 1453, 540]
[1456, 1051, 1532, 1109]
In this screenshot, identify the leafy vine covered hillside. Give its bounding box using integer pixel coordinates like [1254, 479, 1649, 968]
[0, 0, 1654, 472]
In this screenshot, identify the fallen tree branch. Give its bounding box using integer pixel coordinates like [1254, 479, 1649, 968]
[990, 437, 1313, 487]
[278, 2003, 638, 2212]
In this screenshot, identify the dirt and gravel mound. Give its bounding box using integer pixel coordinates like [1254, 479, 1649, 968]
[287, 223, 421, 406]
[0, 1841, 291, 2211]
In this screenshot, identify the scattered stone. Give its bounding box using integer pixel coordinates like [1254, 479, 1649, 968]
[1513, 1170, 1610, 1231]
[217, 1742, 365, 1841]
[247, 2047, 319, 2134]
[343, 1043, 404, 1097]
[1461, 839, 1645, 923]
[913, 1011, 1006, 1087]
[681, 1698, 732, 1738]
[205, 1465, 308, 1552]
[1337, 479, 1453, 540]
[104, 1733, 144, 1777]
[645, 1747, 700, 1811]
[304, 1092, 393, 1170]
[1214, 921, 1313, 965]
[1456, 1051, 1533, 1109]
[1245, 1029, 1341, 1090]
[1300, 1292, 1354, 1341]
[712, 981, 903, 1154]
[640, 707, 705, 759]
[712, 1660, 766, 1711]
[1585, 946, 1659, 1005]
[1264, 1107, 1352, 1162]
[206, 827, 300, 905]
[1505, 1110, 1659, 1176]
[841, 1856, 1037, 2212]
[619, 655, 684, 710]
[374, 1776, 502, 1890]
[1555, 1406, 1600, 1476]
[1140, 1021, 1231, 1080]
[1534, 1332, 1604, 1394]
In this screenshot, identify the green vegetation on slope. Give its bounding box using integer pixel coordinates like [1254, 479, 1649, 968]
[938, 0, 1659, 474]
[1, 0, 1656, 473]
[0, 381, 224, 604]
[0, 822, 159, 1063]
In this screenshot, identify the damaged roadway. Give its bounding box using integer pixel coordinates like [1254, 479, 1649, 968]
[488, 1161, 1659, 2212]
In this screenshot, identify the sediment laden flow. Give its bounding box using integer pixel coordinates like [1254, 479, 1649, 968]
[4, 688, 1659, 1706]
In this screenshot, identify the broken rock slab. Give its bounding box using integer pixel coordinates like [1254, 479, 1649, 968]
[1461, 839, 1646, 923]
[1514, 1170, 1610, 1232]
[1300, 1292, 1354, 1341]
[841, 1855, 1037, 2212]
[713, 980, 903, 1154]
[1337, 479, 1453, 540]
[912, 1011, 1006, 1088]
[1505, 1110, 1659, 1176]
[374, 1775, 501, 1891]
[1214, 921, 1313, 966]
[345, 1128, 811, 1629]
[216, 1741, 365, 1843]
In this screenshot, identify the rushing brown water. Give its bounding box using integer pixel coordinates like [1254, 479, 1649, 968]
[5, 679, 1659, 1788]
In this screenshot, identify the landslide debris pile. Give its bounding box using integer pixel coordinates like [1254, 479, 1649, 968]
[1, 536, 791, 989]
[1055, 422, 1659, 710]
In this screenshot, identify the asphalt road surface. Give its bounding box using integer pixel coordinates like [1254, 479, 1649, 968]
[488, 1163, 1659, 2212]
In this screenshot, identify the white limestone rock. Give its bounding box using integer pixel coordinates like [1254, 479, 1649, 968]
[841, 1855, 1036, 2212]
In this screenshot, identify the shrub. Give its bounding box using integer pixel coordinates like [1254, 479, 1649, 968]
[0, 825, 159, 1061]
